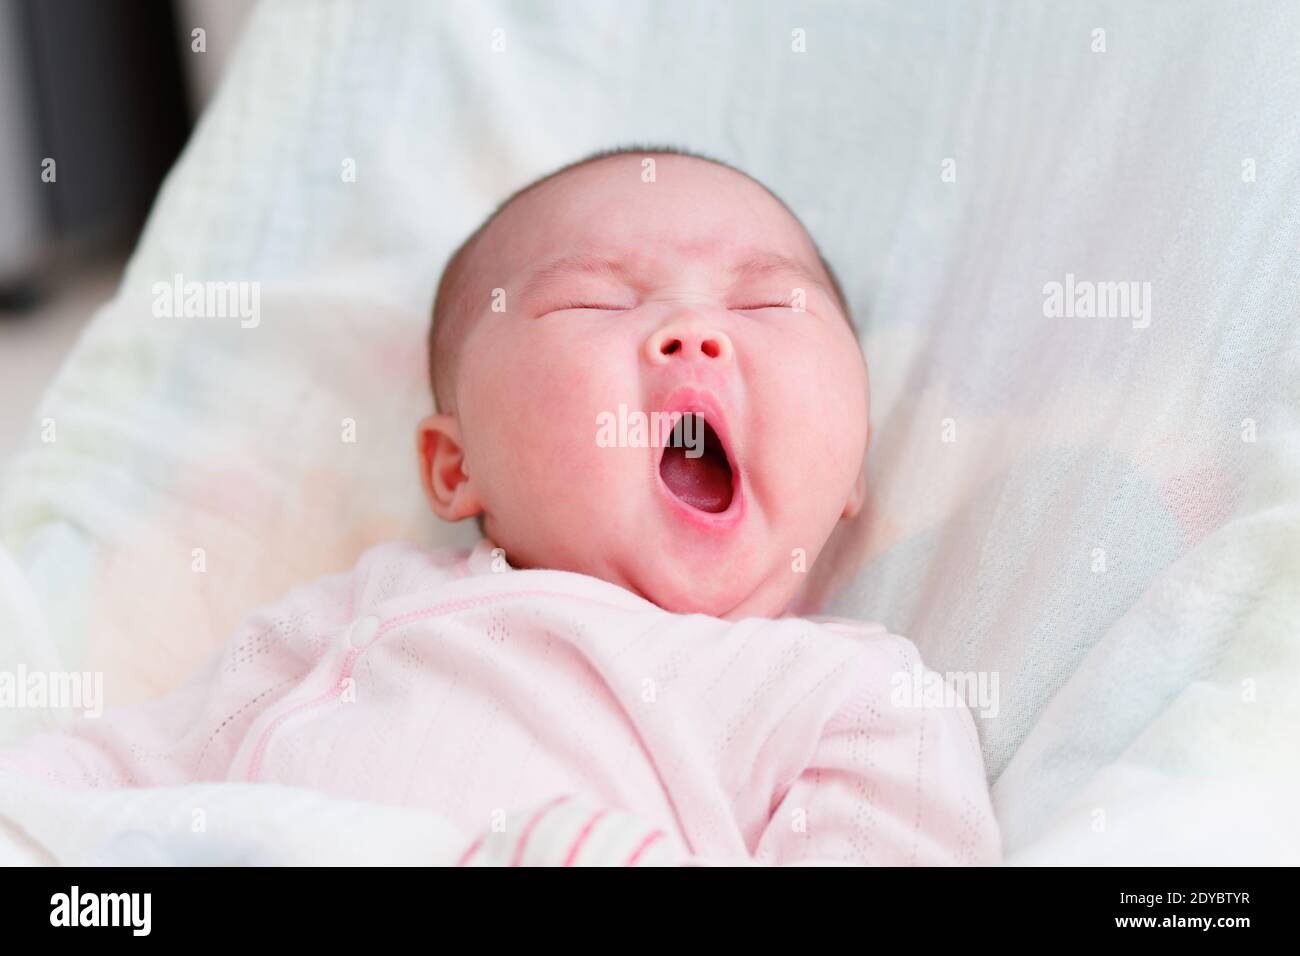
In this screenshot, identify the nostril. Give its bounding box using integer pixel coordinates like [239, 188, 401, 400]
[661, 339, 682, 356]
[700, 339, 721, 359]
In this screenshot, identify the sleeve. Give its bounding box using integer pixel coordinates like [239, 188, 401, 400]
[455, 793, 680, 867]
[737, 637, 1001, 867]
[0, 564, 362, 790]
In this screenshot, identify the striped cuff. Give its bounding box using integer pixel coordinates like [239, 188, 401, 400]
[457, 794, 677, 867]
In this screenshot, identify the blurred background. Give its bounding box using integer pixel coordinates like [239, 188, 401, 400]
[0, 0, 254, 461]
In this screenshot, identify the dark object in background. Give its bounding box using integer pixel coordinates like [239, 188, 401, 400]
[0, 0, 192, 307]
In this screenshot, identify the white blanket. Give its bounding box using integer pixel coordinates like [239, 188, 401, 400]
[0, 774, 469, 866]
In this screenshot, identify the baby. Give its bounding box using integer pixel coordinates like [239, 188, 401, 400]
[0, 147, 1000, 866]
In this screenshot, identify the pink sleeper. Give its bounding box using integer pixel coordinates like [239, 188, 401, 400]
[0, 539, 1001, 866]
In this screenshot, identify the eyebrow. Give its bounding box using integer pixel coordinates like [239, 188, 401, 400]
[519, 253, 630, 303]
[726, 252, 829, 293]
[517, 249, 830, 303]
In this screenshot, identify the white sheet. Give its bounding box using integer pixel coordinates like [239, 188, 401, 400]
[0, 773, 469, 866]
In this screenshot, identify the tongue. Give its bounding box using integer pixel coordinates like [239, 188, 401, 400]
[660, 445, 733, 513]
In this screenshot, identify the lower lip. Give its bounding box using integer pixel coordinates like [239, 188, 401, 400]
[653, 428, 746, 533]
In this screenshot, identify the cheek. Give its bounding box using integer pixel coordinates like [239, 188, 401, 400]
[461, 324, 636, 504]
[753, 326, 868, 492]
[818, 339, 869, 450]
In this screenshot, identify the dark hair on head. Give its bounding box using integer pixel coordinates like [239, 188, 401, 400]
[428, 144, 854, 418]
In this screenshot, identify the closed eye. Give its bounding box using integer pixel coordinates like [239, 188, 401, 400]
[732, 302, 791, 311]
[544, 302, 630, 314]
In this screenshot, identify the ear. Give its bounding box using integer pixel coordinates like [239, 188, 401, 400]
[842, 466, 866, 519]
[842, 420, 870, 520]
[416, 413, 482, 522]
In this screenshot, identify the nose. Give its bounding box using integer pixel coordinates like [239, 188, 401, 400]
[644, 320, 734, 366]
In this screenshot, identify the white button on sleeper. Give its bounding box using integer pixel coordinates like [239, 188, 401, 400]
[348, 615, 381, 648]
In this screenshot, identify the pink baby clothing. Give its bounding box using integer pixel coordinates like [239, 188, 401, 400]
[0, 539, 1001, 865]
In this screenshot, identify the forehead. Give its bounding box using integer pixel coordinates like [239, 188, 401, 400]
[479, 156, 827, 285]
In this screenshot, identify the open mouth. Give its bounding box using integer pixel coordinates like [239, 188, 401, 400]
[658, 413, 735, 513]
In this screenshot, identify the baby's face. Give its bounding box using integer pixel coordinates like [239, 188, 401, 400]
[429, 155, 868, 619]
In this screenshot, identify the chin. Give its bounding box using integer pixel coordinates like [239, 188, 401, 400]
[637, 566, 776, 620]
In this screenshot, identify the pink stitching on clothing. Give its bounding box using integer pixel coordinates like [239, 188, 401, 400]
[563, 809, 608, 866]
[456, 835, 484, 867]
[244, 649, 359, 781]
[625, 829, 666, 866]
[512, 794, 572, 867]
